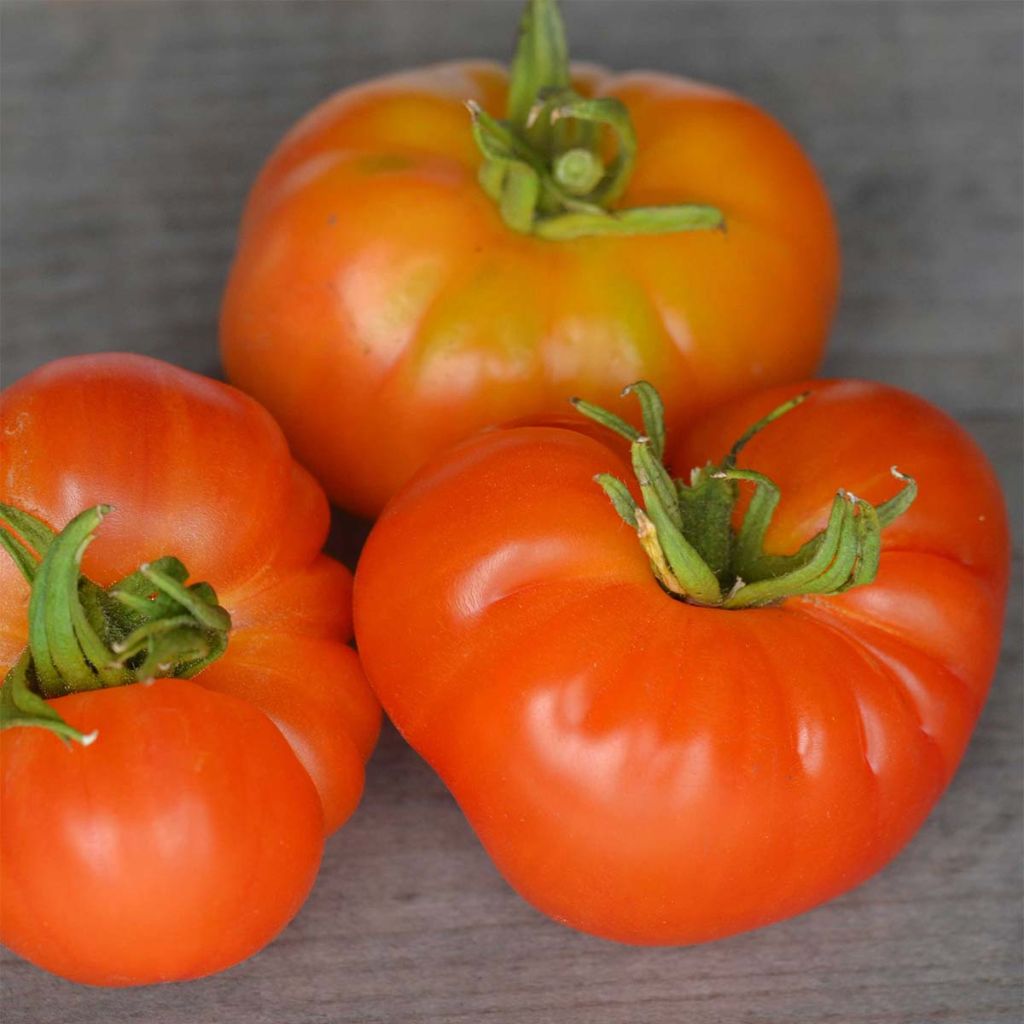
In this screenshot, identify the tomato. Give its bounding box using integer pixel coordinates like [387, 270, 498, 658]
[220, 0, 839, 517]
[0, 354, 380, 985]
[353, 379, 1009, 945]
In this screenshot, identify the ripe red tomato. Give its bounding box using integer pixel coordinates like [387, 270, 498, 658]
[220, 0, 838, 517]
[0, 354, 380, 985]
[353, 379, 1009, 944]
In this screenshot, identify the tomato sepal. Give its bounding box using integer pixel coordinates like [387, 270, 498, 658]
[469, 0, 726, 239]
[0, 504, 233, 743]
[0, 652, 97, 746]
[574, 382, 918, 608]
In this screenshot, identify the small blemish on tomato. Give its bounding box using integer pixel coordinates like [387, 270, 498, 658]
[3, 412, 28, 436]
[356, 153, 412, 174]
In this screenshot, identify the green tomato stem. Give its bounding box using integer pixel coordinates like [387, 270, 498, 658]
[0, 505, 232, 744]
[470, 0, 726, 239]
[575, 383, 917, 609]
[506, 0, 570, 137]
[553, 147, 605, 195]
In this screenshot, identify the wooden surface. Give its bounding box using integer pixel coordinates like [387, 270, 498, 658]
[1, 2, 1021, 1021]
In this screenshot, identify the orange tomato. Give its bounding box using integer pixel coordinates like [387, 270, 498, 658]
[221, 0, 838, 516]
[353, 379, 1008, 944]
[0, 354, 380, 984]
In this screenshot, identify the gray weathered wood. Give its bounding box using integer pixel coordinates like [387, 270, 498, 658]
[1, 2, 1021, 1022]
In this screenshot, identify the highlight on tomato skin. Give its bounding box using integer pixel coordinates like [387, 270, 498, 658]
[220, 0, 839, 518]
[0, 353, 382, 987]
[352, 377, 1010, 946]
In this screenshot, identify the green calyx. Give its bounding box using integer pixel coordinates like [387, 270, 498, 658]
[469, 0, 725, 240]
[572, 383, 917, 609]
[0, 504, 231, 744]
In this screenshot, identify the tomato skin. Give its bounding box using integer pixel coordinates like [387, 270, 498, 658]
[221, 62, 839, 517]
[0, 354, 382, 983]
[198, 636, 379, 831]
[353, 379, 1009, 944]
[0, 682, 323, 987]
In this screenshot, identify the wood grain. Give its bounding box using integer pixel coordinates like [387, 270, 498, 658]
[1, 3, 1021, 1022]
